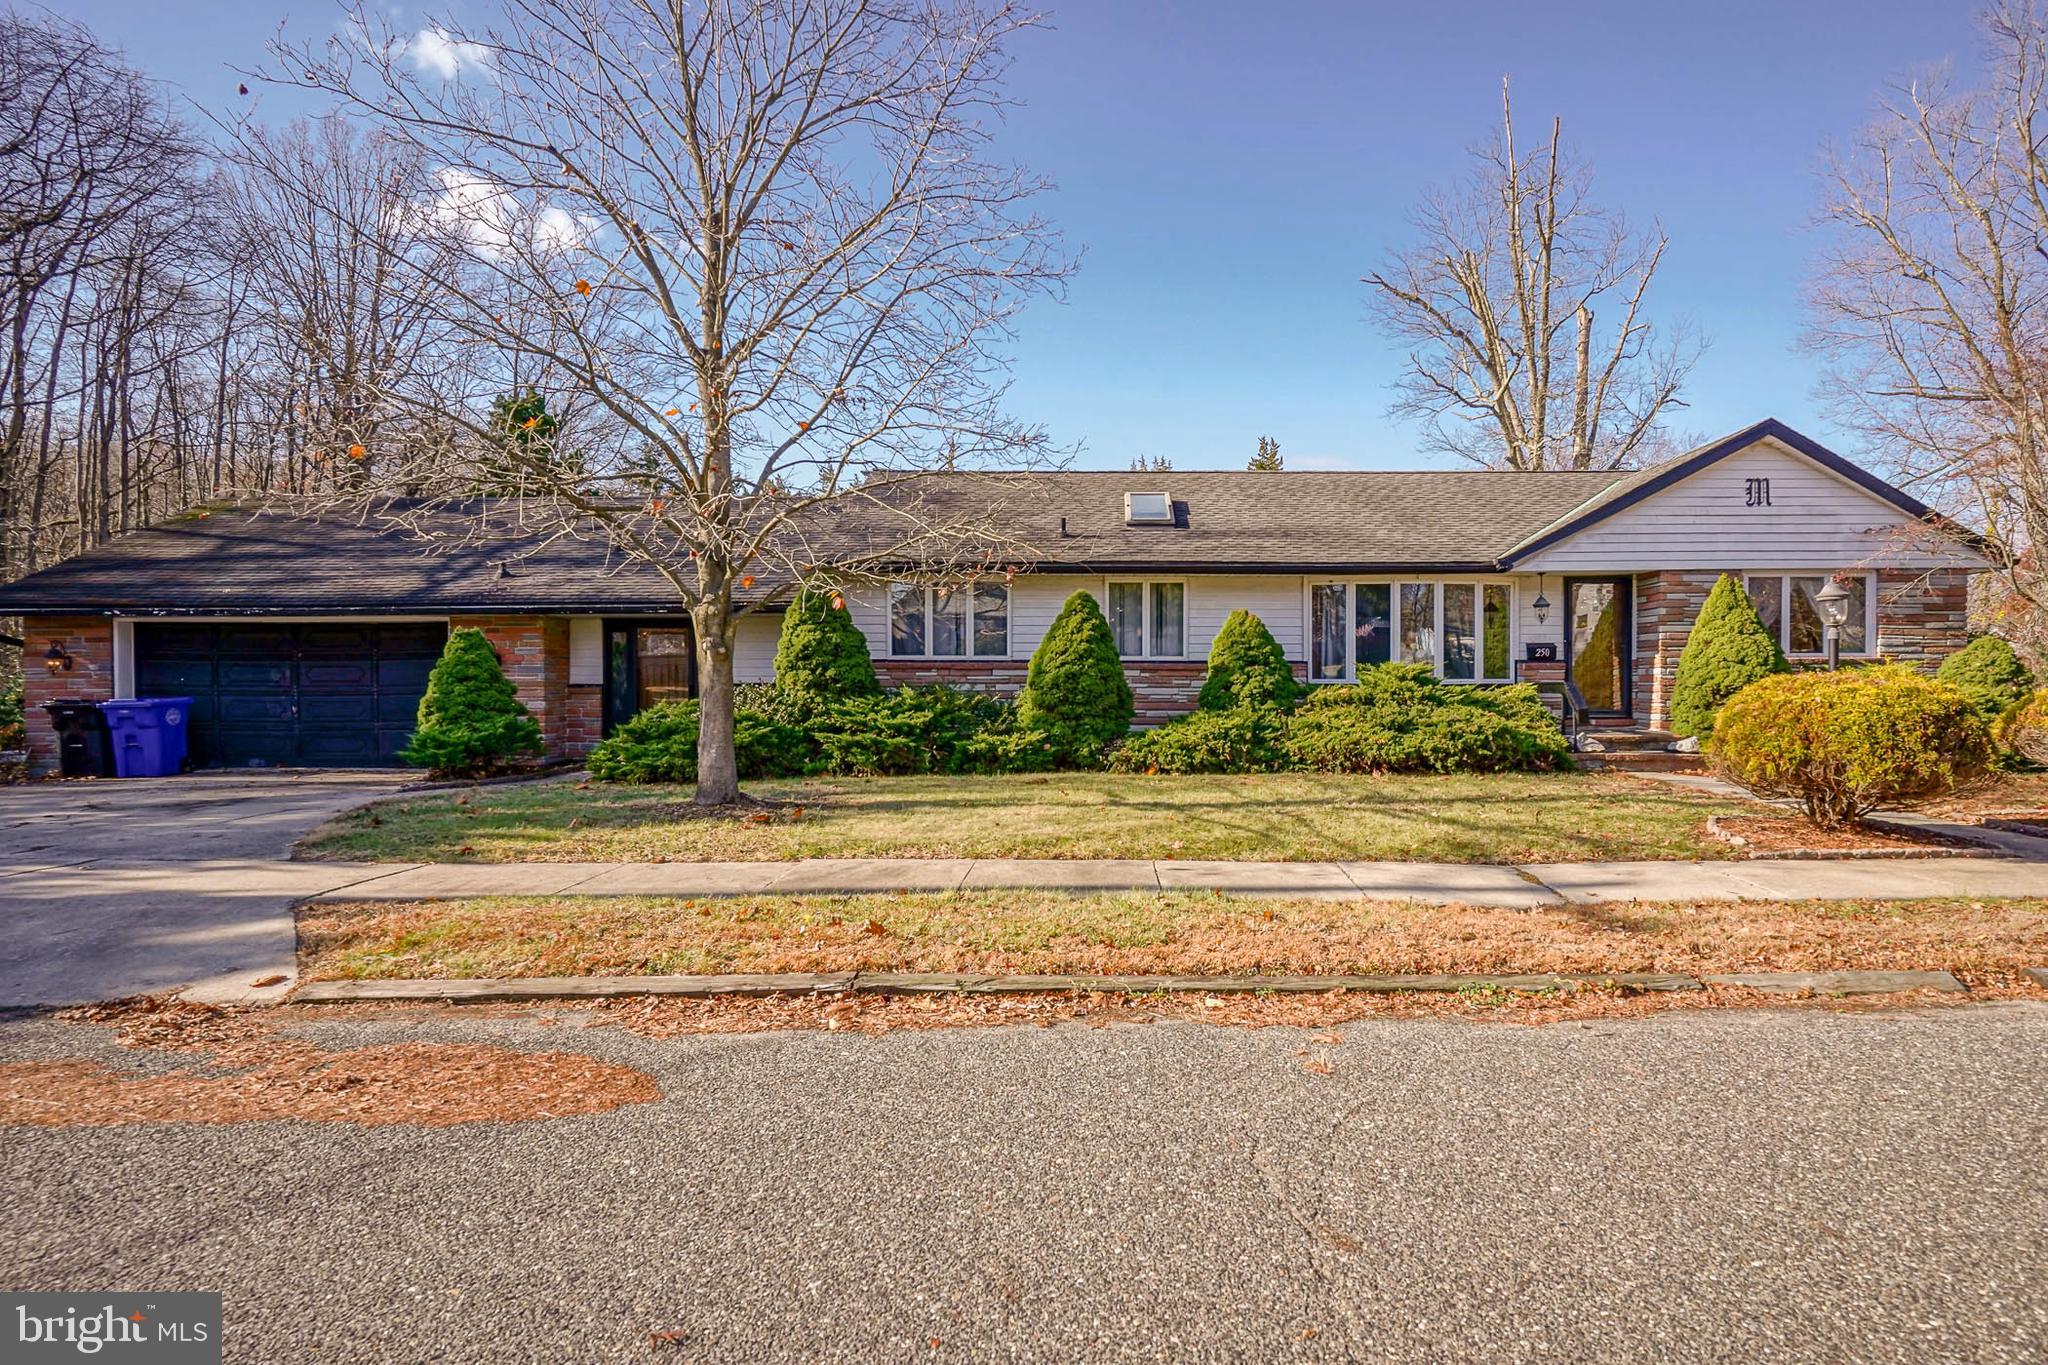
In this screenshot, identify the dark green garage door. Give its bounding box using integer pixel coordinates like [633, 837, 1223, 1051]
[133, 622, 447, 769]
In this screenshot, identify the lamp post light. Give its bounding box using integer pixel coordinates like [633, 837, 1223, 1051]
[1814, 578, 1853, 671]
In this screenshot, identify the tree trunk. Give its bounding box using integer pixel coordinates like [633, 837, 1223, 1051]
[691, 599, 741, 806]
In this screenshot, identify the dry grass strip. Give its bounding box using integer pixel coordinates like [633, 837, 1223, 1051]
[299, 892, 2048, 984]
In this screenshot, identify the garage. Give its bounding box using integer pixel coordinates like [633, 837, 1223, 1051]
[132, 622, 447, 769]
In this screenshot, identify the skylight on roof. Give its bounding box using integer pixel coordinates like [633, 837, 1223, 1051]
[1124, 491, 1173, 525]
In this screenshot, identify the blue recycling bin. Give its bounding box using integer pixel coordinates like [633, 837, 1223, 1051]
[98, 697, 193, 778]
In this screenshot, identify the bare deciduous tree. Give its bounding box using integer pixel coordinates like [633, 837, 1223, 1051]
[1808, 0, 2048, 642]
[1366, 81, 1701, 471]
[272, 0, 1070, 803]
[0, 12, 200, 577]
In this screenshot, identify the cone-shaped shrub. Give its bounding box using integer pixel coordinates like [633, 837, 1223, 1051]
[1016, 590, 1133, 765]
[772, 586, 879, 708]
[400, 627, 544, 777]
[1197, 609, 1300, 710]
[1936, 634, 2035, 726]
[1669, 574, 1789, 739]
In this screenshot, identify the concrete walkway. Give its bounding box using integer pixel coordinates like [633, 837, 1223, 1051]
[284, 851, 2048, 906]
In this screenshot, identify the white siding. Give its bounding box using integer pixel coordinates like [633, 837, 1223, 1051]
[1518, 438, 1982, 572]
[567, 617, 603, 685]
[1511, 573, 1560, 655]
[846, 574, 1310, 664]
[734, 612, 780, 682]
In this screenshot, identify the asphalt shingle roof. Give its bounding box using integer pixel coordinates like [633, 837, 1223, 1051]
[0, 468, 1631, 615]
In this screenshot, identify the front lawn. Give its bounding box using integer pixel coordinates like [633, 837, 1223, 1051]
[300, 771, 1751, 864]
[297, 892, 2048, 984]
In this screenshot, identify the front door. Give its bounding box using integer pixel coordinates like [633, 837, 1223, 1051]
[1564, 577, 1632, 717]
[602, 620, 697, 734]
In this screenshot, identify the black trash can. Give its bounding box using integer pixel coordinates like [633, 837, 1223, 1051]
[42, 700, 115, 778]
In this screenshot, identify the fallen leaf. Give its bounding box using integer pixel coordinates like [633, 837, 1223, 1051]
[1311, 1032, 1342, 1046]
[863, 919, 887, 936]
[1303, 1057, 1334, 1075]
[249, 974, 286, 988]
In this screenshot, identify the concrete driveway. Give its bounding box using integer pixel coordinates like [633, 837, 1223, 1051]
[0, 772, 412, 1007]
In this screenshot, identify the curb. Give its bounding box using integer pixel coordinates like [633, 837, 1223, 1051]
[287, 968, 1974, 1006]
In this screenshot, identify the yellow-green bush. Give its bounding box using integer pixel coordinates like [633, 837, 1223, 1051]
[1709, 665, 1990, 828]
[1994, 688, 2048, 767]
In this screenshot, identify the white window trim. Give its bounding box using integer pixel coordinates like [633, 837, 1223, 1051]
[1743, 570, 1878, 658]
[1301, 578, 1517, 685]
[1104, 578, 1188, 660]
[888, 582, 1010, 660]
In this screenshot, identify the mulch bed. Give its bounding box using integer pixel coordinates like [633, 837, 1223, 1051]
[1708, 815, 1976, 856]
[0, 997, 660, 1130]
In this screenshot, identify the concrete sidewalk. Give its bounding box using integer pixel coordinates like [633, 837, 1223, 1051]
[16, 849, 2046, 909]
[10, 849, 2048, 1008]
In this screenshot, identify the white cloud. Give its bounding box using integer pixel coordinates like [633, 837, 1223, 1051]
[431, 168, 598, 261]
[409, 28, 493, 80]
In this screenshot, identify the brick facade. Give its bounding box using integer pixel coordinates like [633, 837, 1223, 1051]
[565, 684, 603, 756]
[459, 614, 575, 760]
[20, 616, 116, 775]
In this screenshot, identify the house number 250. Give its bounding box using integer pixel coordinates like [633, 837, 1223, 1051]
[1744, 477, 1772, 507]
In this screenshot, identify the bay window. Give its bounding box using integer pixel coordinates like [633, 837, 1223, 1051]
[891, 582, 1009, 657]
[1308, 580, 1513, 683]
[1744, 573, 1871, 655]
[1107, 580, 1185, 657]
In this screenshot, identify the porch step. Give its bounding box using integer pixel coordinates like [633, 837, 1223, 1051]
[1576, 729, 1679, 752]
[1577, 750, 1707, 774]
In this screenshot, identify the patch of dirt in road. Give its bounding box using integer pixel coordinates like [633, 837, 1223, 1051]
[0, 997, 660, 1129]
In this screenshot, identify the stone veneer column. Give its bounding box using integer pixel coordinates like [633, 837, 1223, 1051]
[1632, 571, 1724, 731]
[20, 615, 116, 775]
[1875, 568, 1970, 669]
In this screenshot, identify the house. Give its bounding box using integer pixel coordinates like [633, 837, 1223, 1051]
[0, 419, 1985, 774]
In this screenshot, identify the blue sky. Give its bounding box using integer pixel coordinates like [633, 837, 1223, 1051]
[62, 0, 1985, 470]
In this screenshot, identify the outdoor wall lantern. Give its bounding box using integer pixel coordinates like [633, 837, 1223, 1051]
[1532, 578, 1551, 626]
[43, 641, 73, 673]
[1815, 578, 1853, 671]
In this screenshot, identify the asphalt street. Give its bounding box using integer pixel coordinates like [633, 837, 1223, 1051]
[3, 1001, 2044, 1363]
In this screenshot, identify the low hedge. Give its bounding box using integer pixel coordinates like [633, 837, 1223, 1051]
[1285, 668, 1571, 774]
[1709, 665, 1990, 828]
[586, 700, 812, 784]
[1106, 664, 1571, 776]
[1107, 706, 1289, 774]
[591, 684, 1040, 782]
[805, 685, 1009, 776]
